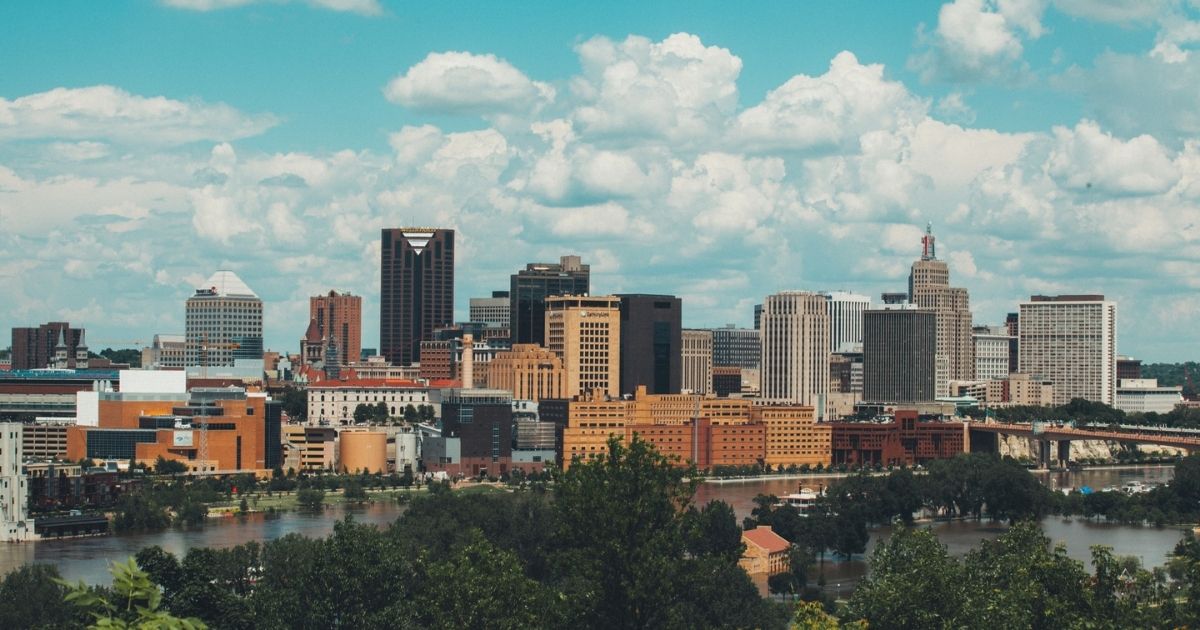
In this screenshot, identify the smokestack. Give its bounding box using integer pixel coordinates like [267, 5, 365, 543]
[462, 334, 474, 389]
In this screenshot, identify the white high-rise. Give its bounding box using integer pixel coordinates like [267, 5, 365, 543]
[185, 270, 263, 367]
[681, 329, 713, 395]
[973, 325, 1013, 381]
[1, 422, 34, 541]
[760, 292, 830, 417]
[824, 291, 871, 353]
[1018, 295, 1117, 406]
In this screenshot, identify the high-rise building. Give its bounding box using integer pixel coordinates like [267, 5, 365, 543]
[617, 294, 682, 396]
[311, 291, 362, 367]
[972, 325, 1013, 381]
[1, 422, 35, 541]
[487, 344, 566, 402]
[908, 224, 974, 381]
[863, 306, 937, 403]
[759, 292, 831, 417]
[823, 291, 871, 353]
[681, 329, 714, 395]
[1018, 295, 1117, 406]
[185, 271, 263, 367]
[510, 255, 590, 346]
[470, 291, 511, 328]
[545, 295, 621, 398]
[141, 334, 186, 369]
[380, 228, 455, 366]
[711, 325, 760, 369]
[10, 322, 84, 370]
[1005, 312, 1020, 374]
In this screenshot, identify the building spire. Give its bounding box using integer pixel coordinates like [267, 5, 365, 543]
[921, 222, 936, 261]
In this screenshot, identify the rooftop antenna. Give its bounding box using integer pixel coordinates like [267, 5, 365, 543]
[921, 222, 936, 261]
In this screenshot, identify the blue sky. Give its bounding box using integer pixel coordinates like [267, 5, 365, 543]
[1, 0, 1198, 361]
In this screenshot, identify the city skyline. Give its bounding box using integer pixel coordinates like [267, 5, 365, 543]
[2, 1, 1199, 361]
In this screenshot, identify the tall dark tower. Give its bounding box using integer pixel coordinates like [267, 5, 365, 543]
[380, 228, 455, 366]
[616, 294, 682, 396]
[509, 255, 590, 346]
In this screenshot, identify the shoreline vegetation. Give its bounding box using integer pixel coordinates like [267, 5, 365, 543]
[7, 440, 1200, 628]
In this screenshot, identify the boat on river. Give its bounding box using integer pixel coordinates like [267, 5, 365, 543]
[776, 487, 821, 515]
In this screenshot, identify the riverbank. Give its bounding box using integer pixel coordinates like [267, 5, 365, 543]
[702, 461, 1177, 485]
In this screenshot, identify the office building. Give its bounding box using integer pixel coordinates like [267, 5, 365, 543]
[617, 294, 682, 396]
[1018, 295, 1117, 405]
[908, 224, 974, 380]
[1117, 357, 1143, 381]
[1, 422, 35, 541]
[711, 325, 760, 369]
[951, 373, 1054, 408]
[470, 291, 511, 328]
[711, 366, 743, 397]
[1005, 312, 1020, 373]
[487, 344, 566, 402]
[380, 228, 455, 366]
[185, 270, 263, 367]
[545, 295, 621, 398]
[1115, 379, 1183, 414]
[310, 291, 362, 367]
[307, 378, 432, 425]
[510, 255, 590, 346]
[759, 292, 831, 417]
[141, 334, 186, 369]
[681, 329, 713, 395]
[829, 410, 965, 467]
[11, 322, 84, 370]
[439, 388, 514, 475]
[863, 306, 937, 403]
[824, 291, 871, 353]
[973, 325, 1013, 381]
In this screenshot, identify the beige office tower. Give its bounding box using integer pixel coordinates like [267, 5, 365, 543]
[908, 224, 974, 381]
[487, 344, 567, 402]
[1018, 295, 1117, 406]
[545, 296, 621, 398]
[759, 292, 831, 417]
[681, 329, 714, 395]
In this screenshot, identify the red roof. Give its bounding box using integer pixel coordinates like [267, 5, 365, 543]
[304, 318, 322, 343]
[743, 526, 790, 554]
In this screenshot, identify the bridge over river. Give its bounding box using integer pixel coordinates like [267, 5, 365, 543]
[968, 420, 1200, 467]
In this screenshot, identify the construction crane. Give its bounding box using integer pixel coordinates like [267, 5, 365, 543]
[194, 335, 240, 469]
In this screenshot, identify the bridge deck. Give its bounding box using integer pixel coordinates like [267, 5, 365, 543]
[969, 421, 1200, 450]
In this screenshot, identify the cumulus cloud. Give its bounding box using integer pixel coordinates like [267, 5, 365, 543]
[1053, 52, 1200, 142]
[731, 52, 926, 153]
[1046, 120, 1180, 195]
[0, 85, 277, 145]
[160, 0, 382, 15]
[911, 0, 1045, 83]
[569, 33, 742, 142]
[5, 30, 1200, 360]
[384, 51, 554, 115]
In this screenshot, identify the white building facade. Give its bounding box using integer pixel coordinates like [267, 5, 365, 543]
[760, 292, 830, 417]
[823, 291, 871, 353]
[973, 326, 1013, 381]
[307, 380, 432, 425]
[681, 329, 714, 395]
[1115, 379, 1183, 414]
[1018, 295, 1117, 406]
[1, 422, 35, 541]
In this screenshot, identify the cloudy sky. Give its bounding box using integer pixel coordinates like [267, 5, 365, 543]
[1, 0, 1198, 361]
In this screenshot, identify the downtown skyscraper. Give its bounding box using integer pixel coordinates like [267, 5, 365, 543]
[510, 255, 590, 346]
[908, 224, 974, 384]
[759, 291, 830, 418]
[380, 228, 455, 366]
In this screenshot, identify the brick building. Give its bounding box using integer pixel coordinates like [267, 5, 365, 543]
[828, 410, 965, 467]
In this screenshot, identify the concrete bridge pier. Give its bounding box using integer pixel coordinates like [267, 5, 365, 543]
[1036, 440, 1052, 469]
[1056, 439, 1071, 468]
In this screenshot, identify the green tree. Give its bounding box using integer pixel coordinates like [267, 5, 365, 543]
[60, 557, 206, 629]
[278, 387, 307, 422]
[0, 564, 86, 629]
[843, 526, 964, 629]
[371, 401, 389, 423]
[154, 456, 188, 475]
[296, 488, 325, 510]
[403, 404, 418, 422]
[343, 480, 368, 501]
[352, 404, 370, 425]
[682, 500, 744, 562]
[111, 492, 170, 533]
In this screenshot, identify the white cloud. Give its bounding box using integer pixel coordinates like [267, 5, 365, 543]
[570, 33, 742, 142]
[911, 0, 1044, 83]
[1046, 120, 1180, 195]
[384, 51, 554, 115]
[731, 52, 926, 152]
[934, 92, 976, 124]
[1050, 0, 1168, 24]
[160, 0, 382, 15]
[0, 85, 277, 145]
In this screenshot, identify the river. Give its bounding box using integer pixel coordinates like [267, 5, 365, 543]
[0, 465, 1184, 590]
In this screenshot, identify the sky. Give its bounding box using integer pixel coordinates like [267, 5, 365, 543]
[1, 0, 1198, 361]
